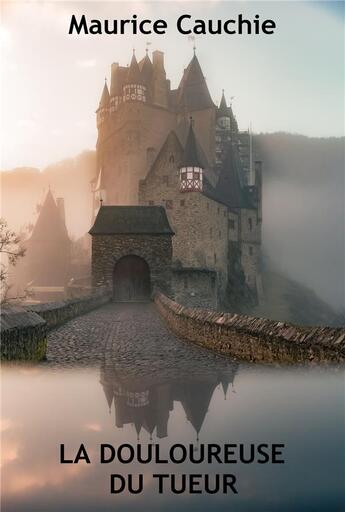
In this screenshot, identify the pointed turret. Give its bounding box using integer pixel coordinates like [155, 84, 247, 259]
[97, 80, 110, 128]
[179, 120, 204, 192]
[126, 51, 142, 84]
[26, 189, 71, 287]
[217, 90, 231, 131]
[181, 121, 203, 168]
[215, 143, 253, 208]
[217, 90, 229, 118]
[123, 50, 147, 103]
[177, 54, 214, 111]
[30, 190, 69, 243]
[99, 80, 110, 108]
[140, 53, 153, 85]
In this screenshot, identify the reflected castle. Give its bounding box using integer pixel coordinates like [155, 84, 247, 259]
[100, 353, 238, 440]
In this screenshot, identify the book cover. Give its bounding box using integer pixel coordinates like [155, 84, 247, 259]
[1, 1, 344, 511]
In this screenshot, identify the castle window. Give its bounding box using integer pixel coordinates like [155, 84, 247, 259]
[148, 200, 154, 206]
[165, 200, 173, 209]
[248, 218, 253, 231]
[229, 219, 235, 230]
[179, 166, 203, 192]
[249, 246, 253, 256]
[224, 210, 227, 217]
[214, 253, 217, 264]
[123, 84, 147, 103]
[169, 154, 174, 163]
[180, 199, 185, 207]
[217, 207, 220, 215]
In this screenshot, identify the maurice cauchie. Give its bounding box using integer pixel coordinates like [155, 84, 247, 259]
[68, 14, 276, 36]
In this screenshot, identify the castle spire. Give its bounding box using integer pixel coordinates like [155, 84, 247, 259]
[127, 51, 142, 83]
[99, 80, 110, 108]
[179, 119, 204, 192]
[177, 53, 214, 111]
[181, 118, 203, 168]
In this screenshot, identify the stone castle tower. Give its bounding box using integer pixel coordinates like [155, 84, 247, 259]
[92, 49, 262, 307]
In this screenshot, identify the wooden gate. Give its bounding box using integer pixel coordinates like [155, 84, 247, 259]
[113, 255, 151, 302]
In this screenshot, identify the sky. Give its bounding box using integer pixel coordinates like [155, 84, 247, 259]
[1, 1, 344, 170]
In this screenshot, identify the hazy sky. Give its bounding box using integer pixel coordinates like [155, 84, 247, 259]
[1, 1, 344, 169]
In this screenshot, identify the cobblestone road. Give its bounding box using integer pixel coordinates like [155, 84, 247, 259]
[46, 302, 237, 377]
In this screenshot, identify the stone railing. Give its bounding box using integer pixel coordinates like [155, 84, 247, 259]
[1, 305, 47, 361]
[1, 290, 111, 361]
[154, 292, 345, 363]
[26, 292, 111, 330]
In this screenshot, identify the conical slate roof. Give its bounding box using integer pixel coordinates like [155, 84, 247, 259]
[127, 52, 142, 84]
[177, 54, 214, 111]
[181, 122, 203, 168]
[30, 190, 70, 243]
[140, 53, 153, 84]
[180, 382, 216, 435]
[99, 81, 110, 107]
[217, 90, 230, 118]
[214, 143, 253, 208]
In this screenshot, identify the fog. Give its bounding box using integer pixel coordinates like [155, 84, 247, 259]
[256, 133, 344, 312]
[1, 133, 344, 313]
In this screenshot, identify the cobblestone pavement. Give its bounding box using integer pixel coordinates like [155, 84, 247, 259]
[45, 302, 237, 377]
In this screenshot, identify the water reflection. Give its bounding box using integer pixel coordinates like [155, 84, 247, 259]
[1, 351, 344, 511]
[100, 356, 238, 441]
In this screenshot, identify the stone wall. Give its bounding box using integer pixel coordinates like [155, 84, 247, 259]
[1, 305, 47, 361]
[171, 268, 217, 309]
[91, 234, 173, 295]
[27, 292, 111, 330]
[155, 292, 345, 363]
[139, 132, 228, 292]
[1, 291, 111, 360]
[239, 208, 260, 290]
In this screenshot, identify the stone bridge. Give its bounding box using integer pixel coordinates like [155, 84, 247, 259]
[2, 292, 344, 364]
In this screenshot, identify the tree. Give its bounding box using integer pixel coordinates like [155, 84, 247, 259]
[0, 218, 26, 303]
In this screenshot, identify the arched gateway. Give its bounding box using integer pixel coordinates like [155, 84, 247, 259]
[89, 205, 174, 300]
[113, 255, 151, 302]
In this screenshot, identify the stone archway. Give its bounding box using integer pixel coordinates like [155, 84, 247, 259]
[113, 255, 151, 302]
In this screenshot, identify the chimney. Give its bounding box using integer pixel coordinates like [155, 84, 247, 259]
[152, 50, 164, 70]
[56, 198, 65, 223]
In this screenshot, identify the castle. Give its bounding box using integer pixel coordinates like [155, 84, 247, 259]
[91, 48, 262, 308]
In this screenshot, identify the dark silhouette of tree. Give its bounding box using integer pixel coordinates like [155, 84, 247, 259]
[0, 218, 26, 303]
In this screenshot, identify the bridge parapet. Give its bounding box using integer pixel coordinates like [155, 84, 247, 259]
[154, 292, 345, 364]
[1, 289, 111, 360]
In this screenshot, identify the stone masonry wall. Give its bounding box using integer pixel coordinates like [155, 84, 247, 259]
[1, 305, 47, 361]
[27, 291, 111, 330]
[1, 291, 111, 360]
[171, 269, 218, 309]
[240, 208, 260, 289]
[139, 133, 228, 294]
[155, 292, 345, 364]
[91, 234, 173, 295]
